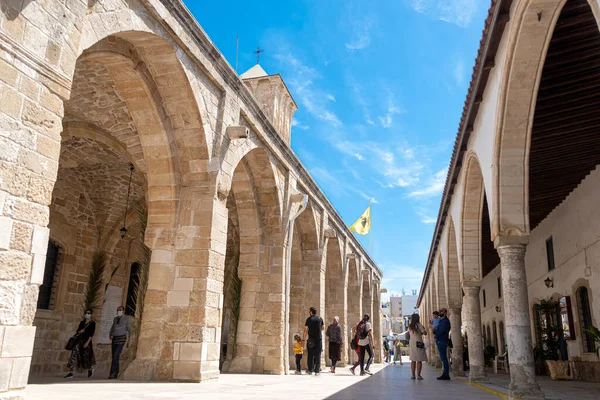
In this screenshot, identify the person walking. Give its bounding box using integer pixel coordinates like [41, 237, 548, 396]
[303, 307, 324, 376]
[408, 313, 427, 380]
[293, 334, 304, 375]
[383, 337, 390, 363]
[393, 339, 404, 365]
[349, 335, 361, 375]
[355, 314, 374, 376]
[434, 308, 451, 380]
[325, 316, 343, 373]
[108, 305, 131, 379]
[64, 309, 96, 378]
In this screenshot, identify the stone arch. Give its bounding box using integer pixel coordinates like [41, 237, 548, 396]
[461, 153, 486, 283]
[224, 147, 284, 374]
[361, 268, 372, 317]
[288, 201, 320, 369]
[324, 235, 345, 366]
[446, 217, 462, 306]
[435, 254, 447, 309]
[492, 0, 600, 237]
[347, 257, 361, 361]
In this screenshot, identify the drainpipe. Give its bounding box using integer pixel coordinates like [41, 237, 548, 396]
[284, 193, 308, 375]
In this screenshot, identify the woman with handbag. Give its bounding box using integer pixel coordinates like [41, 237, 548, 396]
[408, 313, 427, 380]
[64, 309, 96, 378]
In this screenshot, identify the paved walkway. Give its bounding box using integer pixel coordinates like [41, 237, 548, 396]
[27, 361, 499, 400]
[482, 371, 600, 400]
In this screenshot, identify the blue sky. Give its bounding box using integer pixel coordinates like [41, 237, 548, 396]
[188, 0, 488, 300]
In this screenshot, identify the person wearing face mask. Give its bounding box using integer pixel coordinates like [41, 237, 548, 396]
[65, 309, 96, 378]
[108, 305, 131, 379]
[433, 308, 451, 380]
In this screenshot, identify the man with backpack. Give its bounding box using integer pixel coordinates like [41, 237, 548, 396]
[353, 314, 375, 376]
[303, 307, 324, 375]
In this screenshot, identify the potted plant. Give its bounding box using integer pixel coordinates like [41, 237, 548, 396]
[536, 298, 571, 380]
[585, 326, 600, 358]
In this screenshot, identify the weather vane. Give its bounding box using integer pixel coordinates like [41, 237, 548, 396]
[253, 46, 264, 64]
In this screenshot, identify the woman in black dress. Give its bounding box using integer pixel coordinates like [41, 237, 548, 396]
[326, 316, 343, 373]
[64, 309, 96, 378]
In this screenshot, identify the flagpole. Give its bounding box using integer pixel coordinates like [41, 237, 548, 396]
[369, 200, 372, 256]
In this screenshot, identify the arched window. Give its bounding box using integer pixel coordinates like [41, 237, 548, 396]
[576, 286, 596, 353]
[125, 262, 141, 316]
[37, 241, 61, 310]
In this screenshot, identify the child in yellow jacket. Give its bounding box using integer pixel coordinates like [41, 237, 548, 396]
[293, 334, 304, 374]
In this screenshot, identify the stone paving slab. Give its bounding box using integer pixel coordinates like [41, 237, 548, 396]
[26, 361, 499, 400]
[481, 371, 600, 400]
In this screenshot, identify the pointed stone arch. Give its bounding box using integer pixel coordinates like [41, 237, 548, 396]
[446, 217, 462, 307]
[461, 153, 486, 283]
[223, 147, 283, 374]
[435, 254, 447, 309]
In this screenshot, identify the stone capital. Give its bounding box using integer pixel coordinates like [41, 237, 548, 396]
[463, 285, 481, 296]
[494, 234, 528, 249]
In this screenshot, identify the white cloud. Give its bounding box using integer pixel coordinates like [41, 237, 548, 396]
[347, 80, 375, 125]
[453, 58, 465, 86]
[345, 17, 373, 50]
[291, 118, 309, 131]
[377, 92, 404, 128]
[380, 264, 425, 295]
[273, 50, 342, 127]
[326, 94, 336, 102]
[408, 0, 478, 28]
[408, 168, 447, 198]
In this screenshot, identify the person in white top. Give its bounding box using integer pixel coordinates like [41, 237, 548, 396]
[353, 314, 375, 376]
[408, 313, 428, 380]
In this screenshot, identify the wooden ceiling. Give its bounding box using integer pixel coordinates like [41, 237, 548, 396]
[530, 0, 600, 229]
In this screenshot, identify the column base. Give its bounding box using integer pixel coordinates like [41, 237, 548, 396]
[0, 389, 25, 400]
[509, 382, 545, 400]
[451, 365, 465, 377]
[468, 365, 488, 383]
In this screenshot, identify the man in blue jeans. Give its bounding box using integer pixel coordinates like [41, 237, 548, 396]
[434, 308, 451, 380]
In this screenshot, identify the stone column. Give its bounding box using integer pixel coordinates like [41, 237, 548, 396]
[497, 240, 544, 400]
[372, 284, 382, 363]
[449, 307, 465, 376]
[463, 285, 487, 382]
[0, 32, 67, 399]
[124, 193, 228, 382]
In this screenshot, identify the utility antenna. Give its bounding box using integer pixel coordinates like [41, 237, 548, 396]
[235, 33, 239, 73]
[253, 46, 264, 64]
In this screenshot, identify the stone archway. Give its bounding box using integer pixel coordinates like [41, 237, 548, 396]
[224, 147, 284, 374]
[445, 217, 465, 376]
[288, 202, 320, 370]
[346, 257, 361, 362]
[324, 235, 345, 366]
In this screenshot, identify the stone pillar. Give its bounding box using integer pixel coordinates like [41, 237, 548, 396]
[497, 240, 544, 400]
[449, 307, 465, 376]
[372, 284, 382, 363]
[124, 193, 228, 382]
[463, 285, 487, 382]
[0, 29, 66, 399]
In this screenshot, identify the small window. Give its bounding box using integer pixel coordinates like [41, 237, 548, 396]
[497, 277, 502, 299]
[546, 236, 555, 271]
[125, 262, 141, 316]
[37, 241, 60, 310]
[483, 289, 487, 308]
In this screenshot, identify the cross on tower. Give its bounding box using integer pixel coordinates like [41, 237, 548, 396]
[253, 46, 264, 64]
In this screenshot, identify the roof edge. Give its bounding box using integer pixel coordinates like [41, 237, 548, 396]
[417, 0, 513, 307]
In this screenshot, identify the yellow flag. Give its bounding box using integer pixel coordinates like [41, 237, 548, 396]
[349, 206, 371, 235]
